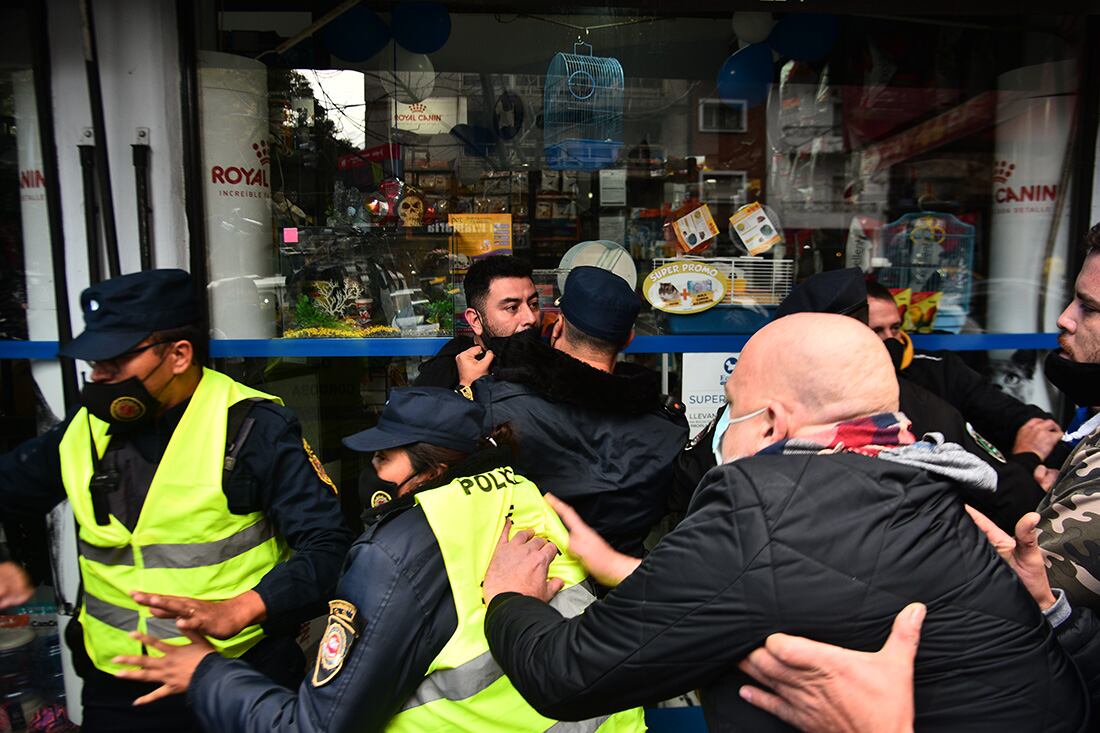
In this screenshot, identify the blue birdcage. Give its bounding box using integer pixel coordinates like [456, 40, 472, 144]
[874, 212, 976, 333]
[543, 41, 624, 171]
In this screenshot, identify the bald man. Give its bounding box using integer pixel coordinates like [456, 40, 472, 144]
[482, 314, 1087, 732]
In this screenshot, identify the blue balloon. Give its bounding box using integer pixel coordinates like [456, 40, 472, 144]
[767, 14, 839, 62]
[322, 5, 390, 62]
[392, 2, 451, 55]
[716, 43, 773, 108]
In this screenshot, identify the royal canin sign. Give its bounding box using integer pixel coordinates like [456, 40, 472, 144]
[210, 166, 269, 187]
[394, 103, 443, 123]
[20, 169, 44, 188]
[209, 141, 270, 198]
[992, 159, 1057, 208]
[20, 169, 45, 202]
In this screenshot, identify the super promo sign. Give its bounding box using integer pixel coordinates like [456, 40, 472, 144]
[644, 261, 727, 315]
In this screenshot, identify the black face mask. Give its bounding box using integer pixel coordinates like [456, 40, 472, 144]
[884, 338, 906, 370]
[80, 353, 173, 429]
[1044, 349, 1100, 407]
[510, 325, 543, 343]
[358, 469, 416, 511]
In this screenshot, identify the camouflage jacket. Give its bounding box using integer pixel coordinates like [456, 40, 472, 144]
[1038, 427, 1100, 611]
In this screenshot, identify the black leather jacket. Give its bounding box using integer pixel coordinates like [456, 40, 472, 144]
[487, 450, 1089, 732]
[474, 335, 688, 556]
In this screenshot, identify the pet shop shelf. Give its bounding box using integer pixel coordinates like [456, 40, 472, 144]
[276, 226, 457, 339]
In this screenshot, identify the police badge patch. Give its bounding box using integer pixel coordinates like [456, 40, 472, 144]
[312, 600, 359, 687]
[110, 396, 146, 422]
[303, 438, 339, 494]
[965, 422, 1007, 464]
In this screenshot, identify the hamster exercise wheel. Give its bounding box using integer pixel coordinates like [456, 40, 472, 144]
[543, 41, 624, 171]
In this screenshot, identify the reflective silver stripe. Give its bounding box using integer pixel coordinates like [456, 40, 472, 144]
[78, 540, 134, 567]
[400, 650, 503, 712]
[545, 716, 611, 733]
[83, 591, 138, 631]
[400, 583, 595, 714]
[549, 583, 594, 619]
[140, 520, 276, 569]
[146, 617, 184, 640]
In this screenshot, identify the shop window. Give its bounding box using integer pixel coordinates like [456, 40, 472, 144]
[698, 98, 746, 134]
[198, 5, 1091, 416]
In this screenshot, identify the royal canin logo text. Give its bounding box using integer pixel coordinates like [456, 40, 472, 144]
[210, 165, 269, 187]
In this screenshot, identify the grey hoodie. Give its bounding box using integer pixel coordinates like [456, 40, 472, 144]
[879, 432, 998, 493]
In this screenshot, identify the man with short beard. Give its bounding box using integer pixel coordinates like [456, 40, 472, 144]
[864, 279, 1064, 467]
[461, 266, 687, 556]
[1038, 223, 1100, 612]
[413, 255, 541, 389]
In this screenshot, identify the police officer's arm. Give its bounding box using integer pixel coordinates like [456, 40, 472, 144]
[189, 534, 455, 733]
[0, 419, 71, 606]
[240, 404, 355, 627]
[0, 416, 70, 516]
[484, 466, 776, 719]
[938, 352, 1053, 453]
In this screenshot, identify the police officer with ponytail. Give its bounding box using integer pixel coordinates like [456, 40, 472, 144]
[0, 269, 353, 732]
[115, 386, 644, 733]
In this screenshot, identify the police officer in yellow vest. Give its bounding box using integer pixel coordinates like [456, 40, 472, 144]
[117, 386, 645, 732]
[0, 269, 353, 732]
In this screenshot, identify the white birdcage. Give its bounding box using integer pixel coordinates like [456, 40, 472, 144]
[651, 256, 794, 306]
[543, 41, 624, 171]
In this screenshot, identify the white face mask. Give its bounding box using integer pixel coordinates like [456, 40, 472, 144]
[711, 406, 767, 465]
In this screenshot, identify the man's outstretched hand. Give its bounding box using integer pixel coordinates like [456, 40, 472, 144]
[738, 603, 925, 733]
[483, 520, 564, 605]
[130, 589, 266, 640]
[0, 562, 33, 609]
[113, 629, 216, 704]
[545, 494, 640, 588]
[965, 507, 1056, 611]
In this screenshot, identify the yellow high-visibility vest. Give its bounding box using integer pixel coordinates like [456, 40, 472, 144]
[385, 464, 646, 732]
[58, 368, 290, 674]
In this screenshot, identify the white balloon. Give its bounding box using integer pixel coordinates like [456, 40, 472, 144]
[731, 12, 774, 45]
[378, 45, 436, 104]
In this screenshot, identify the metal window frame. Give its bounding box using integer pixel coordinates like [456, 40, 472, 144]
[697, 97, 747, 134]
[698, 170, 748, 205]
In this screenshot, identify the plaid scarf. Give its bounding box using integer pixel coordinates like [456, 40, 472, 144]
[762, 412, 916, 458]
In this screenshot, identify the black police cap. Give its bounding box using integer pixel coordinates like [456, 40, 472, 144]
[775, 267, 869, 323]
[343, 387, 486, 455]
[58, 269, 200, 361]
[559, 266, 640, 344]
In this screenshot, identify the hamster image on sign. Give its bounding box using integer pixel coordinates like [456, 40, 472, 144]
[658, 282, 680, 303]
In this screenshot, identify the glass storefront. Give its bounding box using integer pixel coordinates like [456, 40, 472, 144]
[0, 7, 1092, 544]
[200, 7, 1088, 341]
[0, 4, 1094, 727]
[184, 5, 1095, 506]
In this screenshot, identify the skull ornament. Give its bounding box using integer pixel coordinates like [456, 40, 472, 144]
[398, 195, 425, 227]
